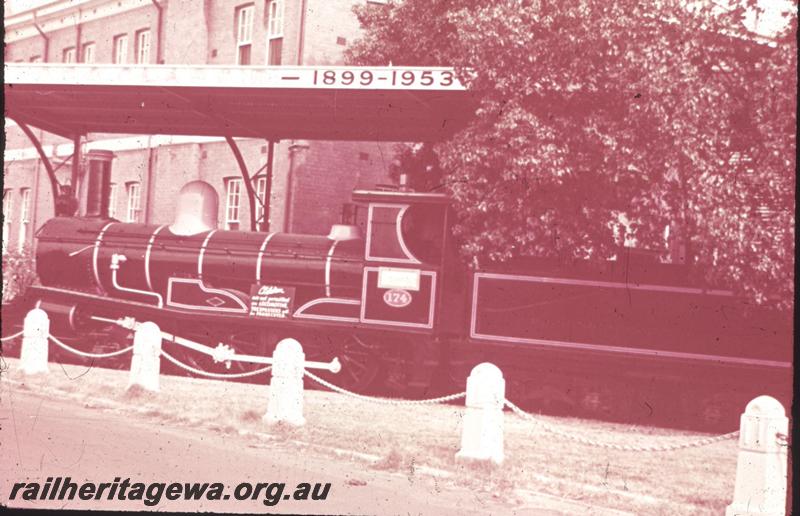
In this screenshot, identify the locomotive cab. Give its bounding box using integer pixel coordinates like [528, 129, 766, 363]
[350, 189, 463, 335]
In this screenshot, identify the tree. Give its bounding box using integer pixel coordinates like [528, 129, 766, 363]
[347, 0, 796, 309]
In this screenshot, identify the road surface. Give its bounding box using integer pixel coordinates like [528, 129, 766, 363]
[0, 388, 608, 514]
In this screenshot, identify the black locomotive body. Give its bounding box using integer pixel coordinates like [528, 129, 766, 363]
[24, 186, 792, 429]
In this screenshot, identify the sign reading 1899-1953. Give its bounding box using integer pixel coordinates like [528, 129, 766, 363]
[309, 68, 463, 89]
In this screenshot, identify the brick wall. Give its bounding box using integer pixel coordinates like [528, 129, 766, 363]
[2, 155, 64, 252]
[3, 0, 397, 253]
[303, 0, 365, 66]
[4, 4, 156, 64]
[162, 0, 209, 65]
[79, 5, 158, 64]
[4, 34, 45, 63]
[289, 140, 395, 234]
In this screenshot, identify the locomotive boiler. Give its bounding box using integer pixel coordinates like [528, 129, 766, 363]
[23, 179, 792, 430]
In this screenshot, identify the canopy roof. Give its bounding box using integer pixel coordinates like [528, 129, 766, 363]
[4, 64, 476, 142]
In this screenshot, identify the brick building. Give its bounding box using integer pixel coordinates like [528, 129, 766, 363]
[3, 0, 395, 254]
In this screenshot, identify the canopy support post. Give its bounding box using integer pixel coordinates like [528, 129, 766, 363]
[12, 119, 61, 206]
[225, 135, 258, 232]
[65, 134, 84, 216]
[70, 134, 82, 192]
[262, 140, 275, 232]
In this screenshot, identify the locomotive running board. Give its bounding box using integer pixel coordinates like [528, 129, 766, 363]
[27, 286, 273, 329]
[27, 286, 427, 333]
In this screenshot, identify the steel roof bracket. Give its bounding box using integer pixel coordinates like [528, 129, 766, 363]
[11, 118, 61, 207]
[225, 135, 258, 232]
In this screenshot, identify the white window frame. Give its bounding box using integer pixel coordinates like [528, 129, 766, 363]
[63, 47, 75, 63]
[224, 178, 243, 230]
[108, 183, 118, 219]
[2, 189, 12, 254]
[126, 182, 142, 222]
[83, 42, 96, 64]
[266, 0, 284, 65]
[236, 4, 255, 65]
[17, 188, 31, 251]
[267, 0, 284, 37]
[255, 176, 267, 229]
[237, 4, 255, 44]
[135, 29, 151, 64]
[114, 34, 128, 64]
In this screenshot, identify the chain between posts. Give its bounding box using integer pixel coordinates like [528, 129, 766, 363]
[161, 350, 272, 379]
[504, 399, 742, 452]
[0, 330, 25, 342]
[48, 334, 135, 359]
[303, 369, 466, 405]
[15, 324, 764, 454]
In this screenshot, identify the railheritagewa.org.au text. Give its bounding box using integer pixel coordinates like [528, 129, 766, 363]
[9, 477, 330, 507]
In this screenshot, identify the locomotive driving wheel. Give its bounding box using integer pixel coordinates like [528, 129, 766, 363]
[337, 334, 382, 391]
[575, 385, 617, 419]
[570, 378, 628, 421]
[302, 332, 383, 394]
[696, 391, 741, 432]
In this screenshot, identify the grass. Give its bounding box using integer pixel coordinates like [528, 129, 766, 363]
[0, 357, 741, 515]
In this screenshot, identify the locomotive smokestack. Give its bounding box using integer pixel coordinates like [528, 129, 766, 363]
[84, 150, 115, 218]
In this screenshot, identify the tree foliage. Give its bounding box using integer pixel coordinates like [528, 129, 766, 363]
[347, 0, 796, 309]
[2, 248, 38, 304]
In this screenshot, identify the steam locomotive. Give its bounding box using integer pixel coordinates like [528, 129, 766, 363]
[19, 179, 792, 429]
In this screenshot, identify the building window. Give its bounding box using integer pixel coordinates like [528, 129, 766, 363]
[224, 178, 242, 230]
[62, 47, 76, 63]
[236, 3, 254, 65]
[255, 176, 267, 230]
[108, 183, 118, 219]
[126, 182, 141, 222]
[2, 189, 12, 254]
[114, 34, 128, 64]
[268, 38, 283, 65]
[30, 56, 42, 62]
[135, 29, 151, 64]
[18, 188, 31, 251]
[83, 42, 96, 64]
[266, 0, 283, 65]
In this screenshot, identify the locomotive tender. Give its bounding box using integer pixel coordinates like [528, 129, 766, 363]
[27, 179, 791, 429]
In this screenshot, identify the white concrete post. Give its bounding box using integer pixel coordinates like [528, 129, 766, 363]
[19, 308, 50, 375]
[127, 321, 162, 392]
[456, 362, 505, 465]
[264, 338, 306, 427]
[726, 396, 789, 516]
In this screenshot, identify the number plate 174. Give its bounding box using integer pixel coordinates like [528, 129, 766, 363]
[383, 289, 412, 308]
